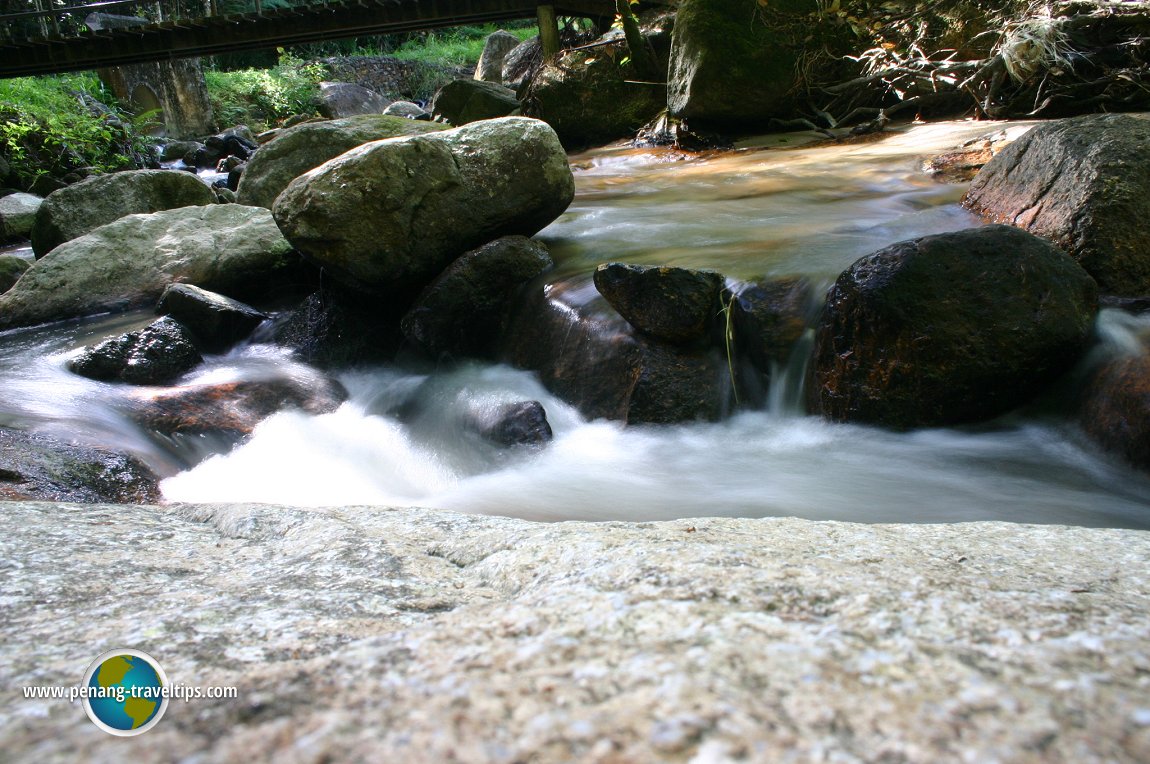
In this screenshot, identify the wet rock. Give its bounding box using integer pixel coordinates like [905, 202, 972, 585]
[29, 169, 213, 257]
[474, 30, 521, 84]
[0, 429, 159, 503]
[273, 117, 574, 299]
[200, 129, 259, 168]
[317, 81, 391, 118]
[0, 204, 302, 330]
[383, 101, 431, 120]
[809, 225, 1099, 428]
[965, 114, 1150, 295]
[0, 255, 29, 293]
[501, 280, 726, 424]
[0, 192, 42, 239]
[68, 316, 203, 385]
[594, 263, 723, 345]
[401, 236, 554, 360]
[156, 283, 268, 353]
[272, 281, 405, 368]
[1079, 352, 1150, 471]
[126, 375, 348, 440]
[235, 114, 446, 210]
[502, 37, 542, 92]
[923, 128, 1026, 183]
[728, 276, 814, 371]
[430, 80, 519, 126]
[160, 140, 203, 162]
[1099, 295, 1150, 314]
[466, 400, 552, 447]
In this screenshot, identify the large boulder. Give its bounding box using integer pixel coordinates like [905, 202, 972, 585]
[235, 115, 447, 210]
[67, 316, 203, 385]
[964, 114, 1150, 296]
[401, 236, 554, 360]
[0, 429, 158, 503]
[29, 169, 213, 257]
[431, 80, 520, 126]
[667, 0, 825, 130]
[0, 192, 42, 239]
[501, 278, 726, 424]
[1079, 351, 1150, 471]
[808, 225, 1099, 429]
[156, 283, 268, 353]
[593, 263, 722, 344]
[317, 81, 391, 118]
[0, 204, 300, 330]
[273, 117, 574, 299]
[474, 30, 521, 84]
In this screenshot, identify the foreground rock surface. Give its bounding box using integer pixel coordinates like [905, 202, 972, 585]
[274, 117, 574, 298]
[809, 225, 1098, 428]
[965, 113, 1150, 295]
[0, 205, 299, 329]
[1, 501, 1147, 762]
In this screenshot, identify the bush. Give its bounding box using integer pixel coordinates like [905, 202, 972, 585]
[205, 52, 325, 130]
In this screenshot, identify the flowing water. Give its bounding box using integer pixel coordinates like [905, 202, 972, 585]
[5, 120, 1150, 528]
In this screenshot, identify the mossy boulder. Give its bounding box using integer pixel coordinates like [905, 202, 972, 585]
[30, 169, 213, 257]
[0, 255, 29, 293]
[273, 117, 574, 300]
[235, 114, 446, 210]
[809, 225, 1099, 429]
[667, 0, 822, 130]
[965, 114, 1150, 296]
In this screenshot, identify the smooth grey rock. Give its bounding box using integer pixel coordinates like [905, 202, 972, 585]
[235, 114, 446, 209]
[0, 192, 42, 239]
[274, 117, 574, 299]
[1, 501, 1147, 762]
[316, 81, 391, 118]
[0, 204, 297, 329]
[156, 283, 268, 353]
[382, 100, 431, 120]
[29, 169, 214, 257]
[474, 30, 521, 84]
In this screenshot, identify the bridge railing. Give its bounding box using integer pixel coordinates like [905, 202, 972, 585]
[0, 0, 323, 44]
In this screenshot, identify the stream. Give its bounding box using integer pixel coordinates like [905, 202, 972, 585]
[4, 120, 1150, 528]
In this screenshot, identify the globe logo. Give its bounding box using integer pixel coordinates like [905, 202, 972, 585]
[81, 649, 169, 736]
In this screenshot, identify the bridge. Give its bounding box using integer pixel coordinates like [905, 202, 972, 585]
[0, 0, 615, 78]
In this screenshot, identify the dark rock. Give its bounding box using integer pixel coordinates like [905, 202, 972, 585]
[226, 160, 245, 192]
[430, 80, 519, 126]
[30, 168, 214, 257]
[383, 101, 432, 120]
[1099, 295, 1150, 314]
[28, 175, 66, 198]
[0, 428, 159, 504]
[965, 114, 1150, 296]
[1079, 352, 1150, 470]
[156, 283, 268, 353]
[594, 263, 723, 344]
[273, 282, 405, 368]
[0, 255, 29, 293]
[160, 140, 203, 162]
[728, 276, 814, 371]
[474, 30, 521, 84]
[68, 316, 203, 385]
[501, 279, 727, 424]
[126, 375, 348, 440]
[273, 117, 573, 299]
[467, 400, 553, 447]
[401, 236, 553, 360]
[317, 81, 391, 118]
[235, 114, 447, 210]
[808, 225, 1099, 428]
[502, 37, 542, 92]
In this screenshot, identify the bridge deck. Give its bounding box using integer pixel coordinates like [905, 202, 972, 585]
[0, 0, 614, 78]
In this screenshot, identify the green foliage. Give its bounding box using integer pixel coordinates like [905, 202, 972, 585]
[0, 73, 152, 186]
[205, 51, 325, 129]
[389, 24, 536, 67]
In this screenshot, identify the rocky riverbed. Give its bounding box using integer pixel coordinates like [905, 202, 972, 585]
[2, 500, 1148, 762]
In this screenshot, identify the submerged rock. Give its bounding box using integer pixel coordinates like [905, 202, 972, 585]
[235, 114, 446, 210]
[965, 113, 1150, 295]
[594, 263, 723, 345]
[465, 400, 553, 447]
[401, 236, 554, 361]
[156, 284, 268, 353]
[0, 204, 300, 330]
[0, 429, 158, 503]
[29, 168, 213, 257]
[430, 80, 519, 126]
[809, 225, 1099, 428]
[68, 316, 203, 385]
[273, 117, 574, 299]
